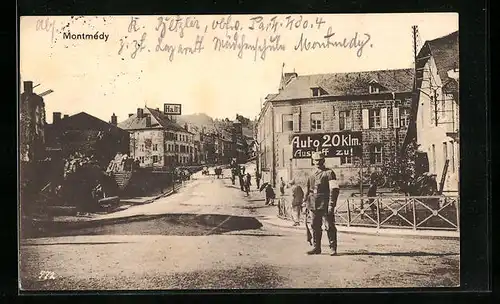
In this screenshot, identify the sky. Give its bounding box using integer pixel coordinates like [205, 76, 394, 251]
[20, 13, 458, 124]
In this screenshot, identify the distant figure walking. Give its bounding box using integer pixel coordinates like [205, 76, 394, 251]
[244, 173, 252, 196]
[279, 177, 286, 196]
[231, 167, 237, 185]
[265, 183, 276, 206]
[238, 171, 245, 191]
[255, 170, 261, 189]
[289, 179, 304, 226]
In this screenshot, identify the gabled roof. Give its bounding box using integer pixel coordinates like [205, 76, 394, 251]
[265, 93, 278, 101]
[426, 31, 459, 85]
[118, 107, 192, 133]
[416, 31, 459, 91]
[272, 68, 414, 101]
[49, 112, 127, 134]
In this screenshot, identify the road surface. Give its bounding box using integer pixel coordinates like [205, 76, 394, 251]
[19, 167, 460, 290]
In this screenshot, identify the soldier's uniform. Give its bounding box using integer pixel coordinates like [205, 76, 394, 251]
[304, 152, 340, 255]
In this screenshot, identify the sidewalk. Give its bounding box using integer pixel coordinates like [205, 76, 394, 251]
[262, 215, 460, 240]
[29, 182, 186, 226]
[242, 188, 460, 240]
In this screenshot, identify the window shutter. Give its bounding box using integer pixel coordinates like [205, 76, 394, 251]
[292, 113, 300, 132]
[275, 114, 282, 133]
[393, 107, 400, 128]
[381, 108, 388, 128]
[362, 109, 369, 129]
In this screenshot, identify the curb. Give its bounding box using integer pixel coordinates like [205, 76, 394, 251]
[27, 183, 188, 231]
[264, 217, 459, 240]
[120, 184, 183, 206]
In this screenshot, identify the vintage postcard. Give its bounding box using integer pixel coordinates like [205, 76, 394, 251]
[19, 13, 460, 290]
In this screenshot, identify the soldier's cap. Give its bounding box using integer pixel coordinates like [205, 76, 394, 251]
[312, 152, 325, 160]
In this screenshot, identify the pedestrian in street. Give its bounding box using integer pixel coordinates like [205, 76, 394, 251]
[231, 167, 237, 185]
[303, 151, 340, 256]
[265, 183, 276, 206]
[289, 179, 304, 226]
[244, 172, 252, 196]
[279, 177, 286, 196]
[255, 170, 261, 190]
[238, 171, 245, 191]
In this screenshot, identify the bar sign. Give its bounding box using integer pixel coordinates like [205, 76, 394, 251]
[164, 103, 182, 115]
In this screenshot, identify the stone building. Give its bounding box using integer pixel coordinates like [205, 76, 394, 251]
[413, 31, 459, 193]
[256, 68, 414, 187]
[118, 107, 196, 168]
[45, 111, 130, 169]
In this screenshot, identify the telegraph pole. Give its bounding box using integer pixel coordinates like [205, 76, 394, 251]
[412, 25, 418, 88]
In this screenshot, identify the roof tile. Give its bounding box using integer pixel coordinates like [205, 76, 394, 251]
[273, 68, 414, 101]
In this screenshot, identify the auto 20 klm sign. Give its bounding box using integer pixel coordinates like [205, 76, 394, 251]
[291, 131, 363, 159]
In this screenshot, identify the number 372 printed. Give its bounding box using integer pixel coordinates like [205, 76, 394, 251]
[38, 270, 56, 280]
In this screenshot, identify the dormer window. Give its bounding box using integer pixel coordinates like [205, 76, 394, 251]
[369, 85, 380, 94]
[311, 87, 320, 97]
[369, 79, 380, 94]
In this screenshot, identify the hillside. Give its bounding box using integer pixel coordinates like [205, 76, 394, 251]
[178, 113, 255, 138]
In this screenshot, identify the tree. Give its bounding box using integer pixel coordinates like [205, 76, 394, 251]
[381, 138, 420, 195]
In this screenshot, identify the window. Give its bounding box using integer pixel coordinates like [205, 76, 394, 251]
[153, 144, 158, 151]
[282, 114, 293, 132]
[311, 87, 320, 97]
[370, 145, 383, 164]
[310, 112, 322, 131]
[400, 108, 410, 127]
[369, 85, 380, 94]
[175, 144, 179, 152]
[339, 111, 352, 130]
[140, 144, 145, 152]
[152, 155, 158, 163]
[139, 156, 144, 163]
[369, 109, 381, 129]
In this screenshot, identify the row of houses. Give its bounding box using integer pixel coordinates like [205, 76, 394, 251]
[20, 84, 252, 174]
[255, 30, 459, 193]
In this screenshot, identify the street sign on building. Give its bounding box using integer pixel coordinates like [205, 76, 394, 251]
[291, 131, 363, 159]
[164, 103, 182, 115]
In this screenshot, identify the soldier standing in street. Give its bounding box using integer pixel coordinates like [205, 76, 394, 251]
[303, 152, 340, 256]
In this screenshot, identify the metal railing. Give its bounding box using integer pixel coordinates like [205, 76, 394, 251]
[278, 194, 460, 232]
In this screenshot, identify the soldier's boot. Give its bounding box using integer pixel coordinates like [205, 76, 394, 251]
[329, 242, 337, 256]
[307, 230, 322, 255]
[327, 229, 338, 256]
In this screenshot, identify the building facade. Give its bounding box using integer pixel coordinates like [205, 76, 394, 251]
[20, 81, 46, 162]
[118, 107, 195, 169]
[414, 31, 459, 193]
[256, 69, 414, 187]
[45, 112, 130, 168]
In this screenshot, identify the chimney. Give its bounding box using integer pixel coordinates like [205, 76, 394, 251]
[53, 112, 62, 124]
[24, 81, 33, 94]
[63, 114, 69, 119]
[145, 114, 151, 127]
[111, 113, 117, 126]
[184, 123, 189, 131]
[137, 108, 144, 118]
[128, 113, 134, 117]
